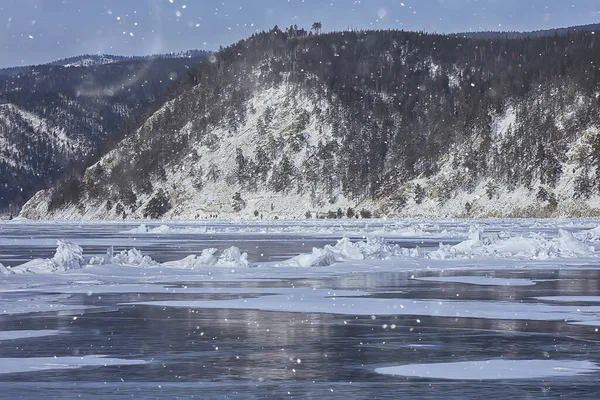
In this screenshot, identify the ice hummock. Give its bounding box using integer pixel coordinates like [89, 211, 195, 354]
[576, 225, 600, 242]
[0, 263, 10, 275]
[282, 226, 594, 267]
[428, 226, 593, 260]
[214, 246, 249, 268]
[161, 247, 249, 269]
[283, 237, 407, 267]
[4, 240, 85, 274]
[162, 249, 218, 269]
[108, 246, 249, 269]
[0, 241, 250, 275]
[108, 247, 159, 268]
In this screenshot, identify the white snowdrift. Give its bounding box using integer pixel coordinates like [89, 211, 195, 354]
[428, 227, 593, 260]
[3, 240, 85, 274]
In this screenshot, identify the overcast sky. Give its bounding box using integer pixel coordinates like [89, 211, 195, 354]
[1, 0, 599, 68]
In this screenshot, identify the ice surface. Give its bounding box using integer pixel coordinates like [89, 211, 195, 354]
[416, 276, 536, 286]
[0, 355, 147, 374]
[375, 359, 600, 380]
[0, 330, 64, 341]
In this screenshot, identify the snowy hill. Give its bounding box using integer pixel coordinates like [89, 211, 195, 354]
[0, 56, 206, 208]
[20, 27, 600, 220]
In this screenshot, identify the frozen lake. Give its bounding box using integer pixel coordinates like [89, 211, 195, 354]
[2, 219, 600, 398]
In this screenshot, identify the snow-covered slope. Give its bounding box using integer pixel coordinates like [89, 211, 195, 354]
[21, 78, 600, 220]
[19, 28, 600, 220]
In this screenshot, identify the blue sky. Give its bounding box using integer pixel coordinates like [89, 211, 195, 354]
[1, 0, 599, 68]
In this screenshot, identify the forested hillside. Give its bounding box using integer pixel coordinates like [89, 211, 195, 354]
[0, 56, 206, 210]
[21, 25, 600, 219]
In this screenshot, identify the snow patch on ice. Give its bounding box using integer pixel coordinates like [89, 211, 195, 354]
[137, 290, 600, 325]
[375, 359, 600, 380]
[0, 355, 147, 375]
[0, 330, 65, 341]
[534, 296, 600, 303]
[416, 276, 536, 287]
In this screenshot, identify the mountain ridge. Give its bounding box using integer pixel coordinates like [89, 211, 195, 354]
[455, 22, 600, 40]
[0, 50, 211, 77]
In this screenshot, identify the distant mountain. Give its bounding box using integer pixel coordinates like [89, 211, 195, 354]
[0, 55, 207, 211]
[19, 25, 600, 219]
[51, 50, 211, 68]
[0, 50, 211, 77]
[456, 22, 600, 40]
